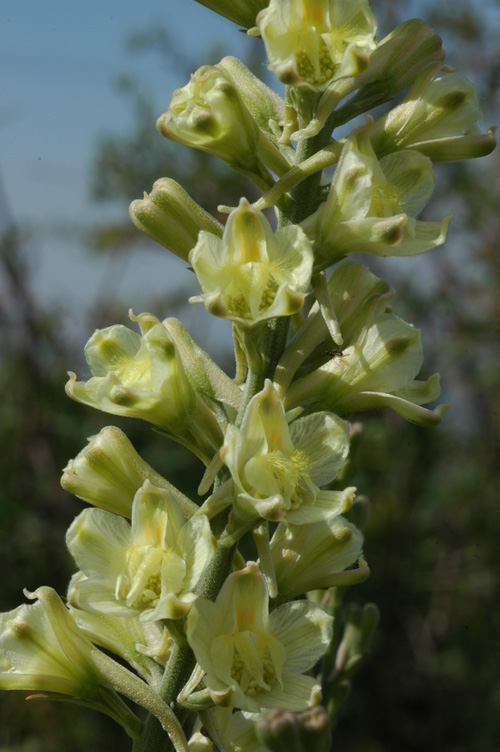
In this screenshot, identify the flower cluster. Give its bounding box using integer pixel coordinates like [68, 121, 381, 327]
[2, 2, 494, 752]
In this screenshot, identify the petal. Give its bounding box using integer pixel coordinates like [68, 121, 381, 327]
[255, 673, 321, 711]
[271, 225, 314, 292]
[66, 508, 130, 581]
[70, 575, 136, 618]
[130, 482, 184, 550]
[337, 389, 449, 426]
[218, 564, 269, 635]
[289, 411, 350, 486]
[177, 515, 216, 591]
[379, 150, 435, 218]
[186, 597, 221, 675]
[84, 325, 141, 378]
[269, 600, 332, 674]
[286, 487, 355, 525]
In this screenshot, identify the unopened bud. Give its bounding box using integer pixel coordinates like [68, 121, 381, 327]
[129, 178, 222, 262]
[61, 426, 197, 519]
[256, 706, 331, 752]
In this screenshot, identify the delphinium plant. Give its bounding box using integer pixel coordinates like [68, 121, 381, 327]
[1, 1, 495, 750]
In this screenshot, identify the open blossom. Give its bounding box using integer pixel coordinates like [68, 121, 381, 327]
[66, 311, 222, 464]
[221, 379, 353, 526]
[0, 587, 141, 735]
[66, 481, 216, 621]
[371, 66, 486, 156]
[306, 122, 451, 264]
[186, 563, 332, 712]
[189, 199, 313, 328]
[157, 66, 260, 168]
[284, 261, 448, 426]
[270, 515, 366, 599]
[257, 0, 377, 90]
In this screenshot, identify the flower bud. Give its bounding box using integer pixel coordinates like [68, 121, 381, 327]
[129, 178, 223, 262]
[190, 198, 313, 328]
[270, 516, 366, 600]
[334, 602, 379, 676]
[61, 426, 198, 519]
[193, 0, 268, 29]
[157, 66, 260, 169]
[256, 707, 331, 752]
[371, 65, 492, 161]
[257, 0, 377, 91]
[187, 732, 214, 751]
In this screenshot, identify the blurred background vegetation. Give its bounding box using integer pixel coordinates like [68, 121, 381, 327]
[1, 0, 499, 749]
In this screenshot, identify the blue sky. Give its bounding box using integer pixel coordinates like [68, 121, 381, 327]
[1, 0, 498, 352]
[1, 0, 250, 348]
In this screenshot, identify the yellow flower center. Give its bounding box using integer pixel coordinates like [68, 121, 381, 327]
[295, 38, 336, 87]
[229, 635, 280, 697]
[122, 545, 186, 612]
[246, 447, 312, 511]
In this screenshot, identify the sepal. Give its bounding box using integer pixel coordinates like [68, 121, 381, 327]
[255, 706, 331, 752]
[193, 0, 268, 29]
[162, 317, 242, 413]
[332, 19, 445, 125]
